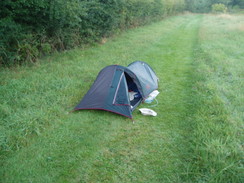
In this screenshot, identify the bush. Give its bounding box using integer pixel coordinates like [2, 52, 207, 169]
[212, 3, 228, 14]
[185, 0, 212, 13]
[0, 0, 185, 66]
[0, 17, 24, 65]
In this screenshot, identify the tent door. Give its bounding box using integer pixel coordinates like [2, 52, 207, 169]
[112, 73, 130, 106]
[124, 73, 142, 111]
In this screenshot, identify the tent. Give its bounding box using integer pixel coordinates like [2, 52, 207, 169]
[74, 61, 158, 119]
[127, 61, 158, 98]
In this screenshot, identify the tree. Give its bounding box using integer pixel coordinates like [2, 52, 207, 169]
[185, 0, 212, 12]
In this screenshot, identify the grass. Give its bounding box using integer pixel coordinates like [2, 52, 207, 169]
[0, 14, 243, 182]
[188, 14, 244, 182]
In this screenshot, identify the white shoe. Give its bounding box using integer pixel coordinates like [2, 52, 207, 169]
[139, 108, 157, 116]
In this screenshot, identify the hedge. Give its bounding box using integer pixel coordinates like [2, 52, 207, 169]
[0, 0, 185, 66]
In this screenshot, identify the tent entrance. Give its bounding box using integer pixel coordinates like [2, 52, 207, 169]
[125, 73, 142, 110]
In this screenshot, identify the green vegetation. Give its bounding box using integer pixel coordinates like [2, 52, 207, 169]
[212, 3, 228, 13]
[187, 14, 244, 182]
[185, 0, 244, 13]
[0, 0, 185, 66]
[1, 14, 243, 182]
[1, 0, 244, 66]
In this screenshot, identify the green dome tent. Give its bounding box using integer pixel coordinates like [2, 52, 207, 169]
[74, 61, 158, 119]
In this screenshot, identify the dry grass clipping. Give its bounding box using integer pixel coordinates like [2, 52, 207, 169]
[218, 14, 233, 19]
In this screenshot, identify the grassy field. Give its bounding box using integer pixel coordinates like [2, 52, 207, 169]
[0, 14, 243, 182]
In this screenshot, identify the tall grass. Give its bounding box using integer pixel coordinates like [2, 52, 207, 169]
[186, 14, 244, 182]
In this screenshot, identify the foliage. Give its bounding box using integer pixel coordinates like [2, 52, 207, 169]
[229, 0, 244, 8]
[185, 0, 244, 12]
[212, 3, 228, 13]
[185, 0, 213, 12]
[0, 0, 185, 66]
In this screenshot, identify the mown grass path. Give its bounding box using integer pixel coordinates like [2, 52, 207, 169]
[1, 14, 243, 182]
